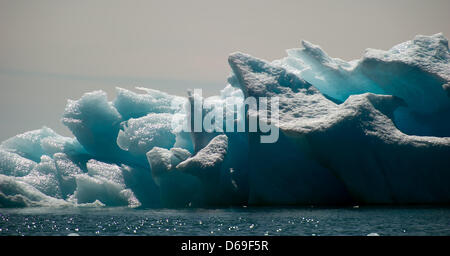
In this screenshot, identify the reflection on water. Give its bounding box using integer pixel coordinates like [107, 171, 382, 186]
[0, 206, 449, 236]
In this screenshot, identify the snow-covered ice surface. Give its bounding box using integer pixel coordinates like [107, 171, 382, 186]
[1, 34, 449, 208]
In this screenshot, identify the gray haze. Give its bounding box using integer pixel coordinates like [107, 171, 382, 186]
[1, 0, 449, 140]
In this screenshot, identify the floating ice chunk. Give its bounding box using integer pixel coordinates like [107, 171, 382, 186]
[1, 33, 450, 208]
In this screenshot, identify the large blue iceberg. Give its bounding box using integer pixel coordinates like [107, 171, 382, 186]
[1, 34, 449, 208]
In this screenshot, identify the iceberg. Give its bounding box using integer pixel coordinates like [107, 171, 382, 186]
[0, 34, 449, 208]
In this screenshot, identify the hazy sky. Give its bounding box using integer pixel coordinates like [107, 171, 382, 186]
[1, 0, 449, 140]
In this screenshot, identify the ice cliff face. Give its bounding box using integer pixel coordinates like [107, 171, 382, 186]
[1, 34, 449, 208]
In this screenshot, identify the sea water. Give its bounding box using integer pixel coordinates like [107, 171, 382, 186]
[1, 207, 449, 236]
